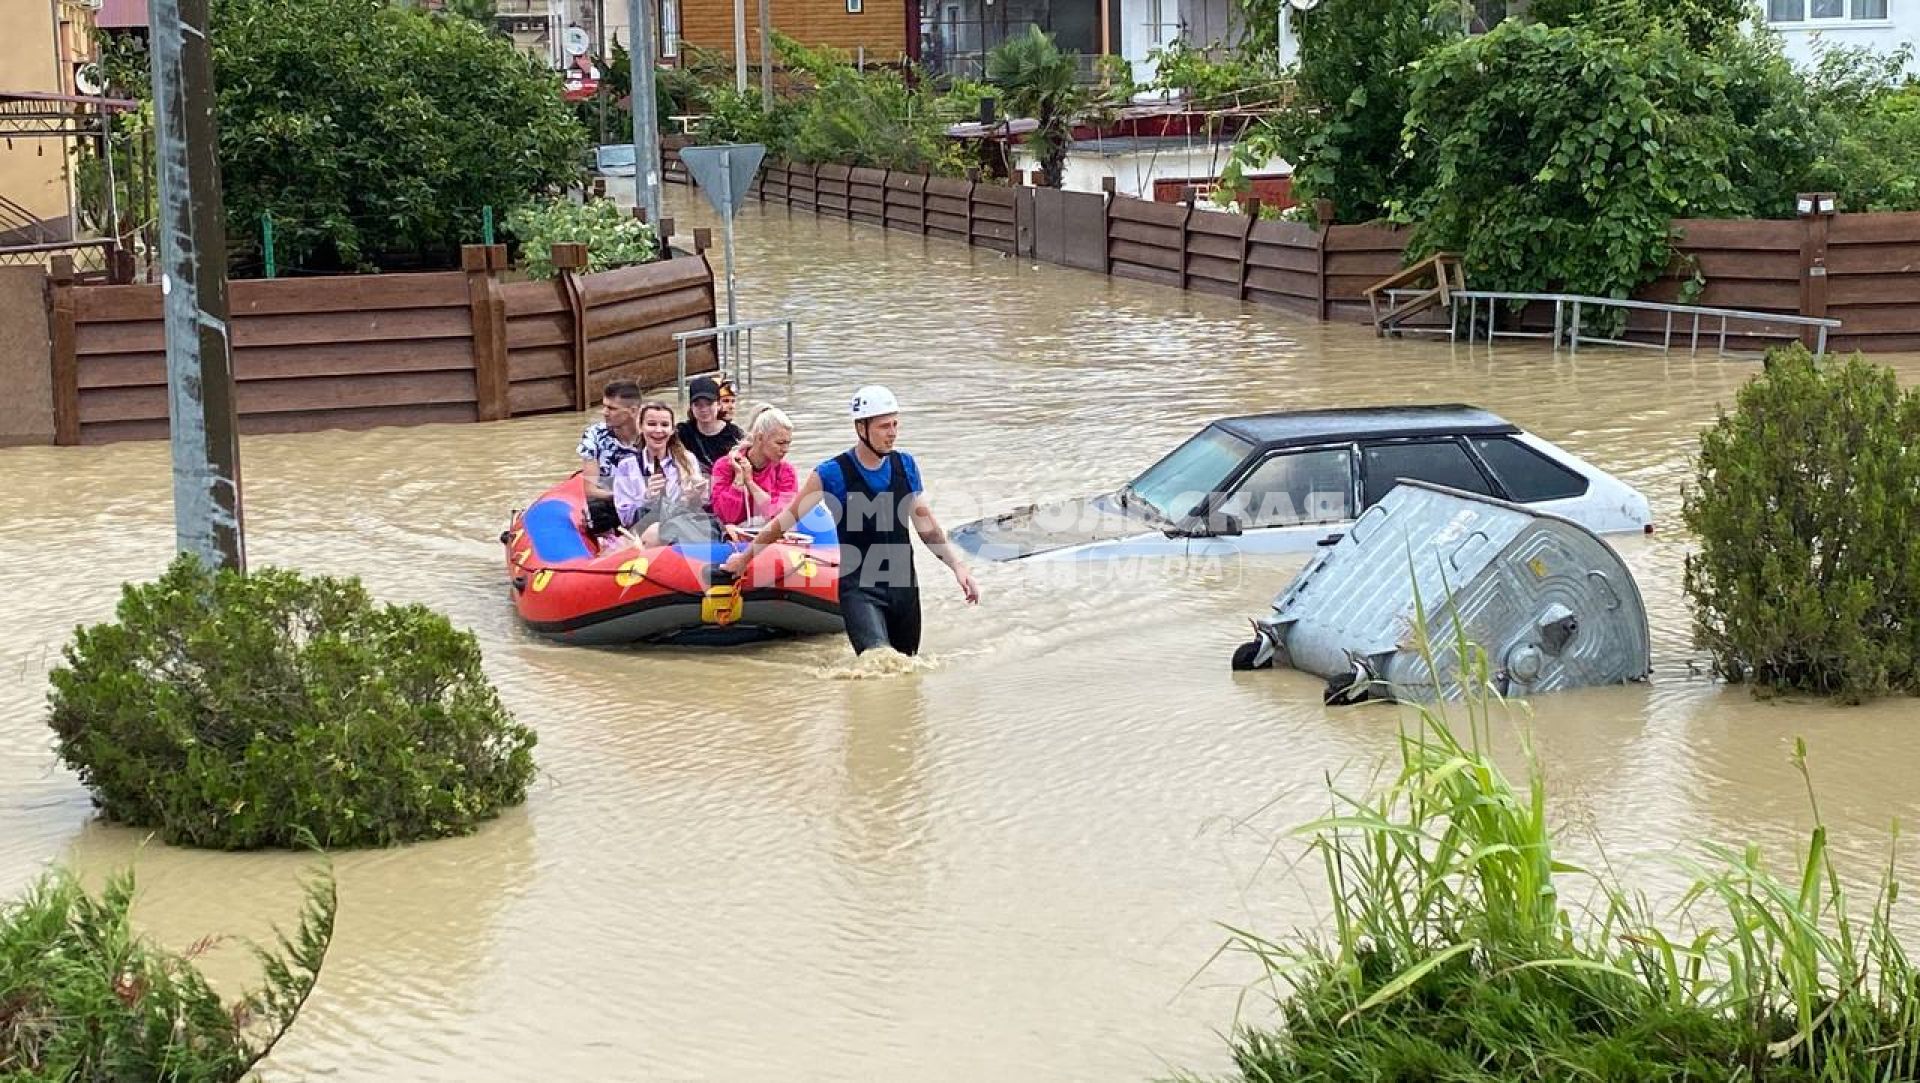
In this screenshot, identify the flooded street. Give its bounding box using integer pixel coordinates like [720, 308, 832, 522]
[5, 192, 1920, 1081]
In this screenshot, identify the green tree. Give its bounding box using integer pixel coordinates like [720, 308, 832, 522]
[1234, 0, 1470, 223]
[985, 26, 1088, 188]
[438, 0, 498, 23]
[1684, 346, 1920, 702]
[109, 0, 585, 272]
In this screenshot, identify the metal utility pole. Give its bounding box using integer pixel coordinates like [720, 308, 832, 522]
[149, 0, 245, 571]
[595, 0, 609, 145]
[628, 0, 663, 226]
[733, 0, 749, 91]
[757, 0, 772, 106]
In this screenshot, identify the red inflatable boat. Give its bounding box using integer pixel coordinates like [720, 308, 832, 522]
[503, 474, 844, 646]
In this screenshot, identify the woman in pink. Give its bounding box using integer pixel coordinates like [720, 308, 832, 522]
[711, 404, 800, 539]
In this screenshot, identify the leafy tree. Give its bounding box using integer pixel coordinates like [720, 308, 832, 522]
[1233, 0, 1470, 223]
[1402, 19, 1752, 301]
[438, 0, 498, 24]
[48, 555, 538, 850]
[108, 0, 586, 272]
[985, 26, 1089, 188]
[1684, 345, 1920, 702]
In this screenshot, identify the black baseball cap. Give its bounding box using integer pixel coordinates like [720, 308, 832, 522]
[688, 376, 720, 403]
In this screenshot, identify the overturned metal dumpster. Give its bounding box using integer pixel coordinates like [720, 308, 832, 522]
[1231, 481, 1650, 702]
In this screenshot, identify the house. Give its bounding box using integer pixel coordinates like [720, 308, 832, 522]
[913, 0, 1239, 81]
[1762, 0, 1919, 70]
[662, 0, 908, 67]
[1, 0, 100, 247]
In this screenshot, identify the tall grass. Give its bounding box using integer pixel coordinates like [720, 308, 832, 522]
[1203, 618, 1920, 1082]
[0, 865, 334, 1082]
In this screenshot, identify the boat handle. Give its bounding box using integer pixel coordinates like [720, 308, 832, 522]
[1349, 503, 1391, 546]
[511, 575, 527, 594]
[1587, 570, 1622, 611]
[1447, 530, 1490, 572]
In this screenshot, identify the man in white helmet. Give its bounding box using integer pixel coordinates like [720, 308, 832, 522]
[721, 384, 979, 655]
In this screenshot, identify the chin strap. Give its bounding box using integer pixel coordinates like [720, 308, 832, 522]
[855, 420, 882, 459]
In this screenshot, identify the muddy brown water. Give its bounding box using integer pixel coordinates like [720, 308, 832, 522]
[5, 193, 1920, 1081]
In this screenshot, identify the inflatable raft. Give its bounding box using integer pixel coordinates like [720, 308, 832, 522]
[503, 474, 844, 646]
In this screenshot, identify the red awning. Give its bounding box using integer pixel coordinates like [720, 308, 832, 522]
[96, 0, 149, 29]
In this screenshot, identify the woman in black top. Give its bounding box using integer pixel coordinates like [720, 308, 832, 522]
[676, 375, 745, 473]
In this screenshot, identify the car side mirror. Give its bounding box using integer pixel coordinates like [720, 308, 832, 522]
[1211, 513, 1245, 538]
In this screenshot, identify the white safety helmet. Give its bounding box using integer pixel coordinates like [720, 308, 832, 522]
[849, 385, 900, 421]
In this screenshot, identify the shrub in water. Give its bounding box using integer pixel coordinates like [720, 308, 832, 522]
[1684, 344, 1920, 701]
[1195, 626, 1920, 1081]
[0, 865, 332, 1082]
[48, 555, 537, 849]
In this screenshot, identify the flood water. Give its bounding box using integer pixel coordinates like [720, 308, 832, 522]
[5, 192, 1920, 1081]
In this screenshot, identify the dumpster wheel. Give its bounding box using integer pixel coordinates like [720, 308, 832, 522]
[1231, 640, 1272, 671]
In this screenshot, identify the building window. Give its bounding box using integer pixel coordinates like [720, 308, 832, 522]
[661, 0, 680, 58]
[1769, 0, 1890, 19]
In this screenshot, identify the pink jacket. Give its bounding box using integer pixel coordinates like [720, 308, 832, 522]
[709, 453, 799, 526]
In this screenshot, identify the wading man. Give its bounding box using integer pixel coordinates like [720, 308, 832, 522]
[721, 385, 979, 655]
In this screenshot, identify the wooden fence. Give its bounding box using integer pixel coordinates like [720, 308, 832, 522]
[43, 245, 718, 445]
[755, 161, 1920, 354]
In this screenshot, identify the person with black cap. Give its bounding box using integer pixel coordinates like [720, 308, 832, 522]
[677, 375, 746, 475]
[720, 384, 979, 657]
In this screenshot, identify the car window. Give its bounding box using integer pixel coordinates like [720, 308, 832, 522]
[1468, 436, 1589, 501]
[1220, 449, 1354, 527]
[1361, 440, 1495, 507]
[1126, 426, 1254, 520]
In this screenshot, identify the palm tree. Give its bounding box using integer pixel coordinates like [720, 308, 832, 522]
[985, 26, 1085, 188]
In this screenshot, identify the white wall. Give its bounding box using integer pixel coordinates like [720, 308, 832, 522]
[1764, 4, 1920, 72]
[1013, 144, 1289, 200]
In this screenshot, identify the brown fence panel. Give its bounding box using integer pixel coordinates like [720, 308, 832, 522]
[970, 184, 1018, 253]
[1185, 206, 1250, 299]
[68, 271, 481, 444]
[788, 163, 819, 213]
[1824, 213, 1920, 352]
[816, 163, 852, 219]
[501, 277, 577, 416]
[1244, 218, 1321, 315]
[1028, 188, 1108, 273]
[884, 172, 928, 233]
[1323, 224, 1411, 322]
[925, 177, 973, 242]
[760, 160, 791, 205]
[848, 167, 889, 226]
[574, 255, 719, 394]
[1107, 196, 1188, 287]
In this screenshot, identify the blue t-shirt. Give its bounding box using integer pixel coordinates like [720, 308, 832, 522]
[817, 450, 923, 508]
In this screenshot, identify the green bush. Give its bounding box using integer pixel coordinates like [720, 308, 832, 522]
[47, 555, 537, 849]
[508, 198, 660, 280]
[102, 0, 587, 273]
[1684, 345, 1920, 702]
[0, 865, 333, 1082]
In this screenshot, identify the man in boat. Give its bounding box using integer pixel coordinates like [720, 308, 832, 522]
[716, 377, 739, 424]
[676, 376, 746, 475]
[721, 385, 979, 656]
[578, 379, 644, 534]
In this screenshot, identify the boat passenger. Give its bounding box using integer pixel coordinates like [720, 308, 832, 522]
[614, 401, 712, 546]
[577, 379, 643, 534]
[676, 376, 746, 474]
[722, 385, 979, 656]
[711, 403, 799, 540]
[716, 378, 739, 424]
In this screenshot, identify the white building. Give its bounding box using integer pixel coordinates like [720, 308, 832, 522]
[1762, 0, 1919, 70]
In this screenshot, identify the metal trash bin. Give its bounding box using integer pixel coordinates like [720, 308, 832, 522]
[1232, 481, 1650, 702]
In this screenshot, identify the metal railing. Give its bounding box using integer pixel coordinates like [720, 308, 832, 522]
[673, 317, 796, 400]
[1385, 287, 1840, 355]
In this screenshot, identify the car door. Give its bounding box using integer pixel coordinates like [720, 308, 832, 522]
[1357, 438, 1500, 512]
[1186, 445, 1359, 557]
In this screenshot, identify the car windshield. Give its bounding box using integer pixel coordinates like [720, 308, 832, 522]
[1123, 426, 1254, 520]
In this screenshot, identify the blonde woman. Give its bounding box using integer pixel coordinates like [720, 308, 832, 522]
[711, 404, 799, 540]
[612, 401, 709, 546]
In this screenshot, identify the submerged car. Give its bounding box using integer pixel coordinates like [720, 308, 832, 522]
[950, 405, 1652, 562]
